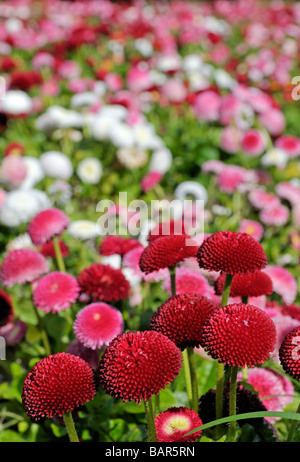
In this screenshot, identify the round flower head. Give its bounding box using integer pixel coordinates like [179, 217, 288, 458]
[22, 353, 96, 421]
[98, 330, 182, 403]
[28, 208, 70, 246]
[151, 293, 219, 350]
[0, 249, 49, 287]
[155, 407, 202, 442]
[259, 204, 289, 227]
[139, 235, 198, 275]
[201, 303, 277, 367]
[148, 219, 189, 243]
[238, 219, 264, 241]
[197, 231, 267, 275]
[162, 267, 216, 299]
[40, 239, 70, 259]
[77, 263, 130, 302]
[0, 289, 14, 327]
[74, 302, 123, 350]
[215, 271, 273, 298]
[279, 326, 300, 380]
[33, 272, 79, 314]
[98, 236, 142, 257]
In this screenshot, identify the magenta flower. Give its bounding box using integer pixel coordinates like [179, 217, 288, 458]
[33, 271, 79, 313]
[0, 249, 49, 287]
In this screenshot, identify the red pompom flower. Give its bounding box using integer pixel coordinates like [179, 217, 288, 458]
[98, 330, 182, 403]
[279, 326, 300, 381]
[215, 271, 273, 298]
[98, 235, 142, 257]
[155, 407, 202, 442]
[197, 231, 267, 275]
[139, 235, 198, 275]
[150, 293, 219, 350]
[22, 352, 96, 421]
[77, 263, 130, 303]
[201, 303, 277, 367]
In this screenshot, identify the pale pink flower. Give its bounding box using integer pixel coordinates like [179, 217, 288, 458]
[220, 126, 241, 154]
[162, 267, 216, 299]
[201, 160, 225, 174]
[276, 182, 300, 207]
[127, 66, 152, 93]
[259, 109, 285, 137]
[239, 219, 264, 241]
[0, 155, 27, 187]
[161, 79, 187, 103]
[259, 203, 289, 226]
[248, 189, 280, 210]
[263, 266, 297, 305]
[193, 91, 221, 122]
[269, 313, 300, 363]
[123, 246, 168, 283]
[241, 129, 266, 157]
[216, 165, 247, 194]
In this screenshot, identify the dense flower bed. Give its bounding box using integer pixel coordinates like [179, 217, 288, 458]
[0, 0, 300, 443]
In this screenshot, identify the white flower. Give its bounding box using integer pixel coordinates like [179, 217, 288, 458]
[134, 38, 153, 57]
[6, 233, 35, 251]
[98, 105, 128, 120]
[183, 54, 204, 72]
[174, 181, 208, 205]
[156, 54, 182, 73]
[132, 123, 161, 150]
[261, 148, 288, 169]
[0, 189, 50, 227]
[109, 122, 135, 148]
[70, 92, 100, 108]
[214, 69, 236, 89]
[101, 254, 121, 269]
[76, 157, 103, 184]
[212, 204, 232, 216]
[68, 220, 99, 240]
[117, 147, 148, 169]
[187, 71, 210, 92]
[40, 151, 73, 179]
[148, 147, 173, 174]
[19, 157, 44, 189]
[35, 106, 84, 131]
[1, 90, 33, 115]
[122, 267, 142, 287]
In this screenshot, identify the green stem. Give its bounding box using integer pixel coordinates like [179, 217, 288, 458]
[287, 401, 300, 442]
[154, 394, 160, 417]
[221, 273, 234, 307]
[144, 398, 157, 442]
[63, 411, 79, 442]
[169, 266, 176, 296]
[187, 347, 199, 413]
[32, 303, 51, 356]
[53, 236, 66, 272]
[182, 349, 193, 406]
[228, 365, 239, 442]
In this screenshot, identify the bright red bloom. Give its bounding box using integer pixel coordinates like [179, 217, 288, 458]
[77, 263, 130, 302]
[279, 326, 300, 380]
[22, 352, 96, 421]
[155, 407, 202, 442]
[74, 302, 123, 350]
[0, 249, 49, 287]
[215, 271, 273, 298]
[148, 220, 189, 243]
[98, 330, 182, 403]
[98, 236, 142, 257]
[40, 239, 70, 259]
[139, 235, 198, 275]
[150, 293, 219, 350]
[197, 231, 267, 275]
[4, 142, 24, 157]
[0, 289, 14, 327]
[28, 208, 70, 246]
[33, 271, 80, 314]
[201, 303, 276, 367]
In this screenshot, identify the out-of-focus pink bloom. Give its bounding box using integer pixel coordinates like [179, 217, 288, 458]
[269, 313, 300, 363]
[259, 109, 285, 136]
[105, 73, 123, 92]
[0, 155, 27, 187]
[161, 79, 187, 104]
[239, 219, 264, 241]
[241, 129, 266, 157]
[162, 267, 216, 299]
[248, 188, 280, 210]
[41, 79, 60, 97]
[57, 60, 81, 79]
[276, 182, 300, 207]
[127, 66, 152, 93]
[0, 320, 26, 345]
[263, 266, 297, 305]
[123, 246, 168, 283]
[259, 203, 289, 227]
[220, 126, 241, 154]
[201, 160, 225, 174]
[290, 231, 300, 250]
[275, 135, 300, 157]
[32, 52, 55, 69]
[219, 94, 242, 125]
[237, 368, 294, 423]
[141, 171, 162, 192]
[0, 188, 7, 207]
[193, 91, 221, 121]
[216, 165, 247, 194]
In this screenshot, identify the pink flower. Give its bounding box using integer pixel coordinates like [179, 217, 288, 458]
[219, 94, 242, 125]
[28, 208, 70, 246]
[126, 66, 152, 93]
[269, 313, 300, 363]
[201, 160, 225, 174]
[241, 129, 266, 157]
[0, 155, 27, 186]
[263, 266, 297, 305]
[259, 203, 289, 226]
[141, 171, 162, 192]
[216, 165, 247, 194]
[162, 267, 216, 299]
[105, 73, 123, 92]
[259, 109, 285, 137]
[57, 60, 80, 79]
[275, 135, 300, 157]
[239, 219, 264, 241]
[237, 368, 294, 423]
[0, 249, 49, 287]
[220, 126, 241, 154]
[41, 79, 60, 96]
[161, 79, 187, 104]
[276, 182, 300, 207]
[193, 91, 221, 121]
[248, 189, 280, 210]
[73, 302, 123, 350]
[33, 271, 79, 314]
[123, 246, 168, 282]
